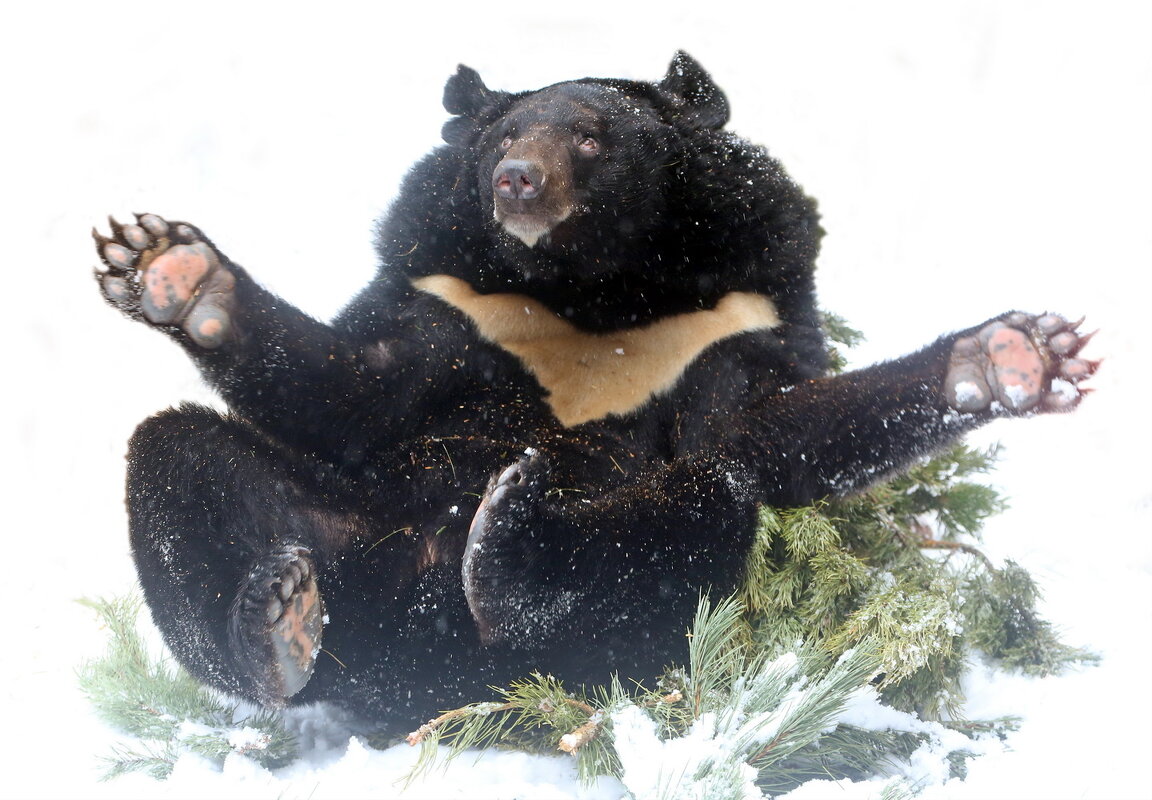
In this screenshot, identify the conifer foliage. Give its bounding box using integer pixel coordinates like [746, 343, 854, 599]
[743, 442, 1096, 719]
[77, 596, 296, 779]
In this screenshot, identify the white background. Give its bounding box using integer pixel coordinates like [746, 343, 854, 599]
[2, 2, 1149, 798]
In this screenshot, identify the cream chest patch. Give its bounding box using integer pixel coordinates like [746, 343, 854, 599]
[411, 274, 780, 426]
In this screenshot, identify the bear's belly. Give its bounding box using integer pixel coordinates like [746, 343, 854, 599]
[412, 274, 781, 426]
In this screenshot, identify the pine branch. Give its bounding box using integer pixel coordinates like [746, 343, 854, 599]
[757, 724, 925, 793]
[687, 593, 750, 716]
[403, 671, 621, 787]
[100, 742, 180, 781]
[962, 562, 1099, 675]
[608, 598, 885, 799]
[748, 646, 883, 771]
[405, 701, 517, 747]
[77, 594, 296, 779]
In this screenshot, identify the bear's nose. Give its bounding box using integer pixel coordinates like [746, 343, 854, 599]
[492, 159, 545, 201]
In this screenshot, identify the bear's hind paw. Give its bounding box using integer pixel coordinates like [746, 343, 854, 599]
[463, 452, 558, 643]
[228, 546, 324, 706]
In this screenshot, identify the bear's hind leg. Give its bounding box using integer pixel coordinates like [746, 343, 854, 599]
[463, 450, 759, 684]
[126, 405, 344, 706]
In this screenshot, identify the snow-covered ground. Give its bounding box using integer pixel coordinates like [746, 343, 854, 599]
[3, 2, 1149, 798]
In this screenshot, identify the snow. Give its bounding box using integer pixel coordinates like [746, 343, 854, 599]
[1001, 383, 1029, 410]
[1049, 377, 1080, 406]
[833, 686, 1005, 789]
[952, 381, 984, 406]
[3, 1, 1150, 798]
[612, 704, 772, 800]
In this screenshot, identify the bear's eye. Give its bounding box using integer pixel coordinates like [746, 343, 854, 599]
[575, 135, 600, 156]
[500, 136, 514, 150]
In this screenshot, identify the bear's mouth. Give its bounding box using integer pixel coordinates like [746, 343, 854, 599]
[494, 208, 573, 248]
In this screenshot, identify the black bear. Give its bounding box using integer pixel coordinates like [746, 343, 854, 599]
[94, 52, 1094, 731]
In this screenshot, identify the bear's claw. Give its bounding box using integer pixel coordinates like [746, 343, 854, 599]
[93, 212, 236, 348]
[946, 312, 1096, 414]
[228, 546, 324, 705]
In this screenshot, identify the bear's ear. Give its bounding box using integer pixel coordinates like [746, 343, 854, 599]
[441, 115, 478, 147]
[658, 51, 730, 130]
[443, 64, 491, 117]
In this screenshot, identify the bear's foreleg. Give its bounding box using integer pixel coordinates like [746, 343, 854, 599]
[740, 311, 1096, 504]
[94, 214, 427, 461]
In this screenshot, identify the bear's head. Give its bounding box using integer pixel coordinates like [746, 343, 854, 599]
[441, 52, 730, 254]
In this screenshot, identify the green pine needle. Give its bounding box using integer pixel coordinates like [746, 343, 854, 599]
[77, 594, 297, 780]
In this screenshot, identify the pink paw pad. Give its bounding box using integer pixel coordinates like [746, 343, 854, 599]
[982, 324, 1044, 411]
[93, 213, 236, 349]
[945, 313, 1096, 415]
[141, 242, 217, 324]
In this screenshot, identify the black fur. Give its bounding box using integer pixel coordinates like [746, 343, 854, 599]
[98, 53, 1088, 731]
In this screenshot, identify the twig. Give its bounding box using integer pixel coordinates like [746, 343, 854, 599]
[913, 524, 996, 572]
[405, 702, 516, 746]
[407, 693, 608, 754]
[644, 689, 684, 707]
[887, 514, 997, 573]
[558, 710, 604, 754]
[362, 527, 411, 557]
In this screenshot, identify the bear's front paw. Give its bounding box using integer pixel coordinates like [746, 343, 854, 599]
[228, 546, 324, 706]
[946, 312, 1097, 414]
[93, 213, 236, 348]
